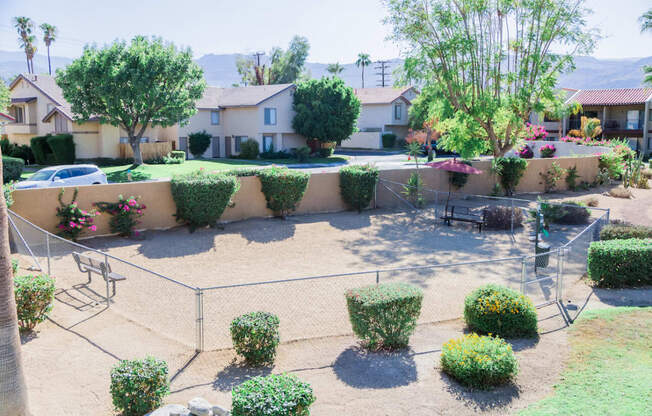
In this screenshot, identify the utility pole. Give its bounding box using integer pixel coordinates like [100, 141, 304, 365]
[253, 51, 265, 66]
[375, 60, 391, 87]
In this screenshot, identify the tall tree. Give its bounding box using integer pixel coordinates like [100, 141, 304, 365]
[641, 8, 652, 85]
[236, 36, 310, 85]
[13, 17, 34, 74]
[326, 63, 344, 75]
[56, 36, 206, 165]
[39, 23, 57, 75]
[292, 77, 361, 144]
[0, 82, 10, 113]
[385, 0, 596, 158]
[355, 53, 371, 88]
[0, 153, 31, 416]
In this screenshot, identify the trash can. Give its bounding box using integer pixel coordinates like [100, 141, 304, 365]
[535, 242, 551, 268]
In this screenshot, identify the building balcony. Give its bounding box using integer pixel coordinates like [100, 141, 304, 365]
[568, 119, 644, 137]
[6, 123, 37, 135]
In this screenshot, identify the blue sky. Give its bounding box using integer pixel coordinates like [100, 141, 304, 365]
[1, 0, 650, 62]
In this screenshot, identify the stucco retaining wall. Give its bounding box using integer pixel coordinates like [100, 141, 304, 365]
[11, 155, 599, 236]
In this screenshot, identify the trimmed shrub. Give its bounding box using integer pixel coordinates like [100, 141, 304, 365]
[483, 206, 524, 230]
[231, 311, 280, 365]
[464, 284, 538, 338]
[240, 139, 260, 160]
[232, 374, 315, 416]
[382, 133, 397, 148]
[2, 156, 24, 182]
[600, 224, 652, 241]
[225, 168, 260, 177]
[540, 200, 590, 225]
[441, 333, 518, 389]
[493, 157, 527, 196]
[46, 133, 76, 164]
[10, 144, 35, 164]
[345, 282, 423, 350]
[318, 147, 334, 158]
[339, 164, 379, 212]
[171, 170, 240, 231]
[257, 167, 310, 217]
[188, 130, 211, 159]
[30, 135, 56, 165]
[294, 146, 311, 162]
[587, 238, 652, 287]
[169, 150, 186, 161]
[14, 274, 56, 331]
[0, 138, 16, 157]
[110, 356, 169, 416]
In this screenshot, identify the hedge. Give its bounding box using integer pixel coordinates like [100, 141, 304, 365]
[600, 224, 652, 241]
[339, 164, 379, 212]
[2, 156, 24, 182]
[382, 133, 397, 148]
[257, 167, 310, 217]
[110, 357, 169, 416]
[30, 135, 55, 165]
[169, 150, 186, 162]
[170, 170, 240, 231]
[232, 374, 315, 416]
[46, 133, 76, 164]
[463, 284, 538, 338]
[345, 282, 423, 350]
[587, 238, 652, 287]
[240, 139, 260, 160]
[231, 311, 280, 365]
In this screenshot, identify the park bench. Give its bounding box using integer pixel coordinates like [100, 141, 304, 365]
[440, 205, 487, 232]
[72, 252, 126, 299]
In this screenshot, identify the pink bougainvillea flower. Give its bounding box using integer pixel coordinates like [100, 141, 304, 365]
[128, 199, 137, 206]
[89, 225, 97, 231]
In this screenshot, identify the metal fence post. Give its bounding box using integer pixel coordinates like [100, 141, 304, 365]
[104, 254, 110, 306]
[46, 233, 51, 276]
[557, 247, 565, 302]
[375, 270, 380, 285]
[605, 208, 610, 224]
[373, 182, 377, 209]
[510, 199, 514, 235]
[520, 257, 527, 294]
[555, 248, 562, 302]
[195, 289, 204, 352]
[434, 191, 439, 221]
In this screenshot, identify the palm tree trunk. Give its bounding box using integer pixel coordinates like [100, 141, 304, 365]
[361, 65, 365, 88]
[0, 154, 30, 416]
[47, 46, 51, 75]
[25, 56, 29, 74]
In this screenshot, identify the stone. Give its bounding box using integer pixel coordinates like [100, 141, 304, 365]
[188, 397, 213, 416]
[212, 404, 231, 416]
[145, 404, 190, 416]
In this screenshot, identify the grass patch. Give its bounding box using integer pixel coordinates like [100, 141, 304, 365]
[520, 307, 652, 416]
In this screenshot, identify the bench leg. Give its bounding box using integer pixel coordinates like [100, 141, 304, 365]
[106, 277, 110, 306]
[112, 280, 116, 297]
[87, 271, 92, 285]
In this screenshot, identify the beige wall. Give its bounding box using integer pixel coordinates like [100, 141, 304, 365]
[357, 99, 410, 138]
[341, 132, 382, 149]
[11, 155, 599, 238]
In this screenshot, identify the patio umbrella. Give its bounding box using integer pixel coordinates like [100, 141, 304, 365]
[425, 158, 483, 212]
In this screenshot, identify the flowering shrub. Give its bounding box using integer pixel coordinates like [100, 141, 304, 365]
[231, 311, 280, 365]
[55, 188, 97, 241]
[523, 123, 548, 141]
[464, 284, 538, 338]
[539, 143, 556, 158]
[517, 145, 534, 159]
[14, 274, 56, 331]
[560, 136, 610, 147]
[232, 374, 315, 416]
[440, 333, 518, 388]
[346, 282, 423, 350]
[94, 195, 146, 237]
[110, 356, 169, 416]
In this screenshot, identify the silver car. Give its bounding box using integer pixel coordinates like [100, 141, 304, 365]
[15, 164, 108, 189]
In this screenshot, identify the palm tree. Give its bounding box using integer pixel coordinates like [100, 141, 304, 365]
[40, 23, 57, 75]
[326, 62, 344, 75]
[0, 154, 31, 415]
[355, 53, 371, 88]
[641, 9, 652, 85]
[13, 17, 34, 74]
[23, 36, 37, 75]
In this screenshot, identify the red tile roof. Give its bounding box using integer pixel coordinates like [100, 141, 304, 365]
[566, 88, 652, 106]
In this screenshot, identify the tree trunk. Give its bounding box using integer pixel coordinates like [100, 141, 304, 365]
[25, 55, 29, 74]
[47, 47, 51, 76]
[130, 139, 144, 166]
[0, 154, 30, 416]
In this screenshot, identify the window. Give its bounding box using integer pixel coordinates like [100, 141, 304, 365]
[211, 110, 220, 125]
[14, 107, 24, 123]
[264, 108, 277, 125]
[262, 135, 273, 152]
[235, 136, 246, 152]
[69, 167, 88, 178]
[53, 169, 71, 180]
[394, 103, 402, 120]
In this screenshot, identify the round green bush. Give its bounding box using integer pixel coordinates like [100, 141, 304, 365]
[232, 373, 315, 416]
[345, 282, 423, 350]
[188, 130, 211, 159]
[14, 274, 56, 331]
[257, 167, 310, 217]
[2, 155, 25, 182]
[493, 157, 528, 196]
[339, 164, 379, 212]
[110, 356, 169, 416]
[171, 169, 240, 231]
[441, 333, 518, 388]
[231, 311, 280, 365]
[382, 133, 397, 148]
[240, 139, 260, 160]
[464, 284, 538, 338]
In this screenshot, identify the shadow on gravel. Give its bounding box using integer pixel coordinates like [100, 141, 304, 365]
[440, 371, 521, 412]
[212, 360, 273, 392]
[333, 346, 417, 389]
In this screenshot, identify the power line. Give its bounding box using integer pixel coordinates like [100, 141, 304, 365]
[374, 60, 391, 87]
[253, 51, 265, 66]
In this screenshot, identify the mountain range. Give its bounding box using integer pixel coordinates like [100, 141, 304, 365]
[1, 50, 650, 90]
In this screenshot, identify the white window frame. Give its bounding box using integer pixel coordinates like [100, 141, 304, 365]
[211, 110, 220, 125]
[394, 103, 402, 120]
[264, 108, 277, 125]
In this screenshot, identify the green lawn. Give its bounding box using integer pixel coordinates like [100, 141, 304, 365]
[520, 307, 652, 416]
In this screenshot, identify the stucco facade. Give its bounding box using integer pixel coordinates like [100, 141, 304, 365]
[352, 87, 417, 143]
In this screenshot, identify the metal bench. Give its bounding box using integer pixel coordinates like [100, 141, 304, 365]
[72, 252, 126, 301]
[440, 205, 487, 232]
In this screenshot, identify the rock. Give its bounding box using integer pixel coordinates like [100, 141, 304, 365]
[212, 404, 231, 416]
[188, 397, 213, 416]
[146, 404, 190, 416]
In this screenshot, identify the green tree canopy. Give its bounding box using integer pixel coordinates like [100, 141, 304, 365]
[236, 36, 310, 85]
[641, 8, 652, 85]
[0, 81, 10, 113]
[56, 36, 206, 165]
[292, 77, 361, 143]
[385, 0, 596, 158]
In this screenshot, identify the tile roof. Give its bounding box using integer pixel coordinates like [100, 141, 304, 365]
[197, 84, 294, 109]
[566, 88, 652, 106]
[353, 87, 414, 105]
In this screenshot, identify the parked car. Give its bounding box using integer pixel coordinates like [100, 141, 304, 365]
[15, 164, 107, 189]
[420, 142, 458, 157]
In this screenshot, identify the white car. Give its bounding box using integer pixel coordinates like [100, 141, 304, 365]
[15, 164, 108, 189]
